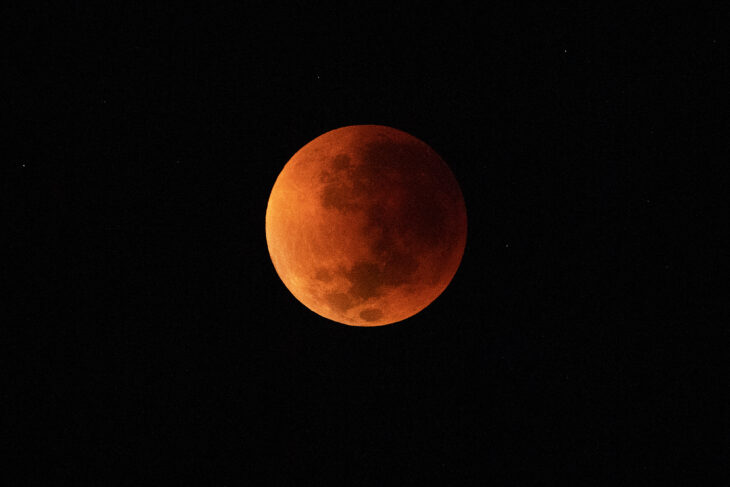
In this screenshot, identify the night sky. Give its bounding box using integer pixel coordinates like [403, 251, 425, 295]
[9, 4, 724, 484]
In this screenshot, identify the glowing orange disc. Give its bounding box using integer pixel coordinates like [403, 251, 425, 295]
[266, 125, 467, 326]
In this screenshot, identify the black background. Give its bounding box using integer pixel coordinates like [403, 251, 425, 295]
[8, 4, 725, 484]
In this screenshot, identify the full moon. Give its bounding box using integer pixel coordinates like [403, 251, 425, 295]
[265, 125, 467, 326]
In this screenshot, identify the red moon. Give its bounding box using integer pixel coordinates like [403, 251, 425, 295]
[265, 125, 467, 327]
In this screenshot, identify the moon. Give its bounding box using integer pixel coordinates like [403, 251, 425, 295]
[265, 125, 467, 327]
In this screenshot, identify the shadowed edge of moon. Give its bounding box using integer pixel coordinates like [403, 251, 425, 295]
[315, 141, 459, 322]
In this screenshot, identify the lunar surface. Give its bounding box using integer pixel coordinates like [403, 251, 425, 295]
[265, 125, 467, 326]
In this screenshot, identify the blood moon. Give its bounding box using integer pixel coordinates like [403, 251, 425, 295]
[265, 125, 467, 327]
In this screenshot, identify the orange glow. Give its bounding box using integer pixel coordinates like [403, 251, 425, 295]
[265, 125, 467, 326]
